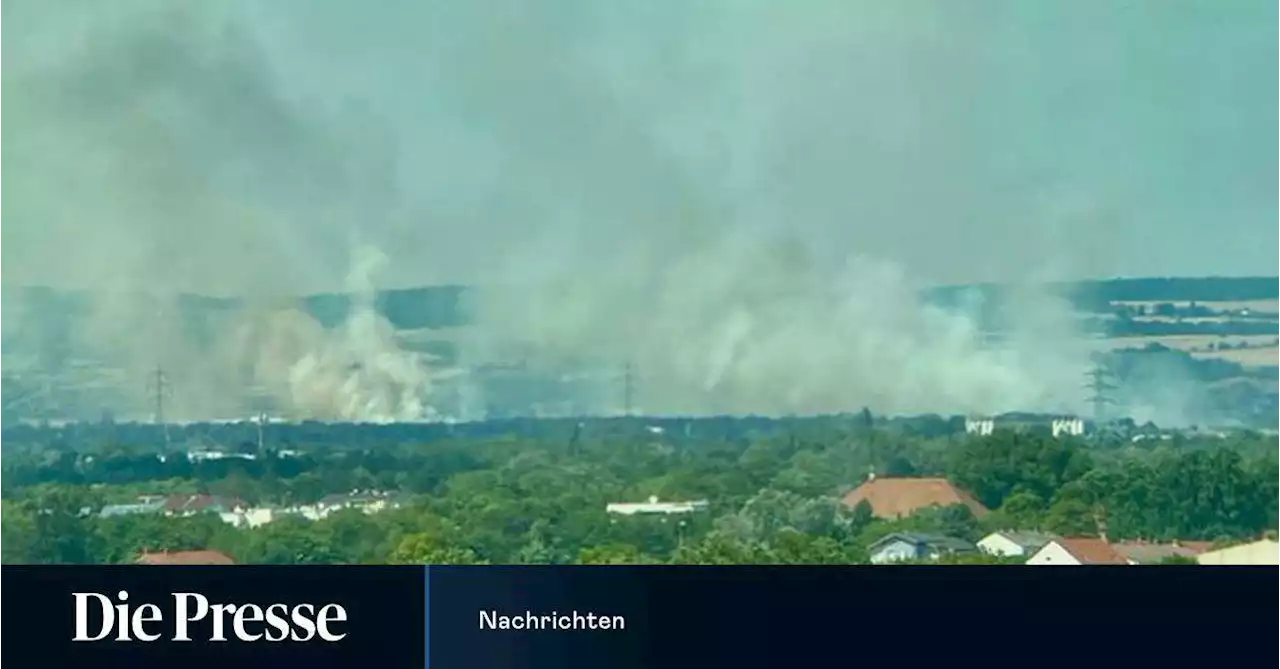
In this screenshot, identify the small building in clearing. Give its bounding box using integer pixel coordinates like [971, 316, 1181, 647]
[606, 496, 709, 516]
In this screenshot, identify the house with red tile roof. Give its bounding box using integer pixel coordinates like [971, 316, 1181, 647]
[841, 475, 989, 520]
[1026, 537, 1127, 565]
[136, 549, 236, 565]
[1027, 537, 1215, 565]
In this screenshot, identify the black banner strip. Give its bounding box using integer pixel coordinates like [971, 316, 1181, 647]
[2, 566, 425, 668]
[426, 566, 1278, 668]
[3, 566, 1275, 669]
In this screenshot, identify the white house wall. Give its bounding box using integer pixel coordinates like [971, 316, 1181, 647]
[870, 540, 920, 564]
[1196, 540, 1280, 565]
[1025, 542, 1082, 566]
[977, 534, 1027, 557]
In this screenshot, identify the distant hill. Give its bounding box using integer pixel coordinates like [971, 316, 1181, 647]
[922, 276, 1280, 338]
[3, 277, 1275, 427]
[3, 285, 470, 333]
[922, 276, 1279, 313]
[302, 286, 469, 329]
[5, 276, 1277, 352]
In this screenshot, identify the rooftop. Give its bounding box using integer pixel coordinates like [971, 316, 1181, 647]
[606, 496, 709, 515]
[842, 476, 989, 520]
[1053, 538, 1127, 565]
[988, 530, 1058, 551]
[870, 532, 976, 553]
[137, 550, 236, 565]
[163, 494, 248, 513]
[1112, 540, 1213, 564]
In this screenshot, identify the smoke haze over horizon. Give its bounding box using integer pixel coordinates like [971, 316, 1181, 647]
[2, 1, 1276, 422]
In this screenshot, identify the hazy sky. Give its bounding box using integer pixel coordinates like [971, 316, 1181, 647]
[3, 0, 1276, 296]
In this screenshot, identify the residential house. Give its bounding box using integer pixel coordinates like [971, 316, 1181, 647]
[218, 507, 281, 529]
[1111, 540, 1213, 565]
[965, 418, 995, 436]
[1196, 539, 1280, 566]
[606, 496, 710, 516]
[978, 531, 1057, 558]
[966, 414, 1090, 438]
[868, 532, 977, 564]
[98, 500, 165, 519]
[1051, 418, 1085, 438]
[187, 450, 256, 462]
[842, 475, 989, 520]
[163, 494, 248, 517]
[136, 549, 236, 565]
[307, 490, 406, 519]
[1025, 538, 1128, 565]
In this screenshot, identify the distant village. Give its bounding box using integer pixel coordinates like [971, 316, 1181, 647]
[837, 474, 1277, 565]
[603, 474, 1278, 566]
[96, 489, 408, 530]
[961, 415, 1243, 442]
[107, 466, 1278, 566]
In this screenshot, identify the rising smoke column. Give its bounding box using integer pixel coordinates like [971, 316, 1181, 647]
[467, 235, 1094, 417]
[2, 1, 444, 422]
[5, 1, 1271, 421]
[231, 246, 440, 422]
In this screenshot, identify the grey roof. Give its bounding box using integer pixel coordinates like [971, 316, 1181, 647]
[870, 532, 976, 552]
[992, 530, 1058, 551]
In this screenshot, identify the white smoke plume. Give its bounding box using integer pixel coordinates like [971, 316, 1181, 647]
[286, 247, 439, 422]
[2, 1, 1272, 422]
[465, 236, 1093, 417]
[224, 247, 442, 422]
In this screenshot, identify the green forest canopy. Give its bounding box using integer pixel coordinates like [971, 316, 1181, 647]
[3, 417, 1275, 565]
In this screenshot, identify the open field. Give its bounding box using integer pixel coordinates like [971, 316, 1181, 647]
[1095, 334, 1279, 368]
[1130, 315, 1278, 324]
[1112, 299, 1279, 313]
[1095, 334, 1277, 351]
[1191, 347, 1279, 367]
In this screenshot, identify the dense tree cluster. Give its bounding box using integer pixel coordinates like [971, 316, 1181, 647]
[2, 418, 1275, 565]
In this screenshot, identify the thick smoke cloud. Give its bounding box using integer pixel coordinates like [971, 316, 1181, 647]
[3, 1, 1274, 421]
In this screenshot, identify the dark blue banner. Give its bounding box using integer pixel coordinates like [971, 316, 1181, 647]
[2, 566, 424, 668]
[427, 566, 1278, 668]
[3, 566, 1274, 668]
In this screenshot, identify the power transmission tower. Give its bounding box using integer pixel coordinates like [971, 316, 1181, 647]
[1083, 364, 1117, 423]
[256, 412, 268, 452]
[147, 365, 172, 444]
[622, 359, 636, 417]
[568, 421, 583, 457]
[149, 365, 169, 423]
